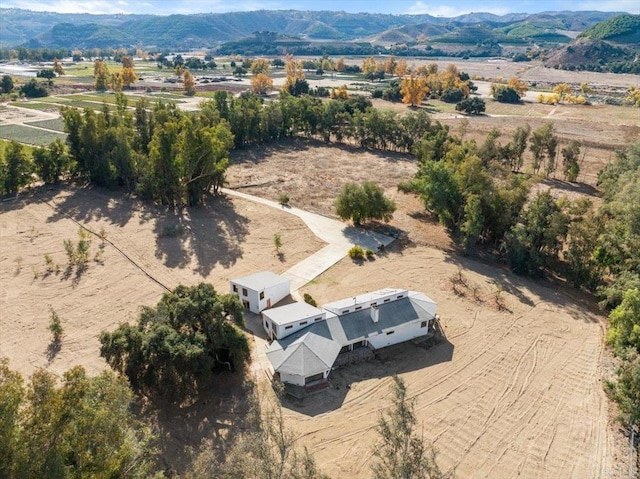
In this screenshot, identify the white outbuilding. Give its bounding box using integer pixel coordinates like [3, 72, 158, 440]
[230, 271, 291, 314]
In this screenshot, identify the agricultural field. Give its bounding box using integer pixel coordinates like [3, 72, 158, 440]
[25, 117, 66, 132]
[0, 123, 67, 145]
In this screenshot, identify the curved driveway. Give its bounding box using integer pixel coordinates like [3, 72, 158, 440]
[222, 188, 395, 292]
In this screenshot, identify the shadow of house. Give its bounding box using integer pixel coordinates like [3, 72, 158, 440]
[281, 337, 454, 417]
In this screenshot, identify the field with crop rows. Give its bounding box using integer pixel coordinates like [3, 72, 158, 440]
[25, 118, 66, 132]
[0, 124, 67, 145]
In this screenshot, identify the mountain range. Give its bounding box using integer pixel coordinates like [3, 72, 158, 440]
[0, 8, 628, 50]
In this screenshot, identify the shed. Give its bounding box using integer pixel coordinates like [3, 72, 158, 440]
[230, 271, 291, 314]
[262, 302, 326, 340]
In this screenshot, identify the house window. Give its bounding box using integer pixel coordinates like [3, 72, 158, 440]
[242, 288, 248, 296]
[232, 285, 238, 293]
[342, 309, 349, 314]
[355, 306, 362, 311]
[300, 321, 307, 326]
[386, 330, 395, 335]
[421, 321, 428, 328]
[305, 372, 325, 384]
[260, 291, 265, 300]
[384, 298, 390, 303]
[285, 325, 293, 330]
[314, 317, 322, 322]
[397, 295, 404, 299]
[371, 302, 377, 307]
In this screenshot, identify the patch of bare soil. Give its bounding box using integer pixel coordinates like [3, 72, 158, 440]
[291, 245, 623, 479]
[0, 184, 324, 378]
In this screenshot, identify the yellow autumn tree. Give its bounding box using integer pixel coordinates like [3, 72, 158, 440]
[330, 84, 350, 100]
[250, 58, 270, 75]
[121, 55, 134, 68]
[553, 83, 572, 101]
[507, 77, 528, 97]
[251, 73, 273, 95]
[53, 58, 65, 76]
[362, 56, 378, 78]
[283, 55, 305, 93]
[121, 67, 137, 88]
[335, 58, 346, 72]
[394, 59, 408, 77]
[383, 55, 397, 74]
[183, 70, 195, 96]
[110, 72, 123, 92]
[400, 75, 428, 107]
[94, 60, 110, 91]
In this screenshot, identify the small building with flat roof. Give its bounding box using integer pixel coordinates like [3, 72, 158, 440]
[262, 302, 326, 340]
[230, 271, 291, 314]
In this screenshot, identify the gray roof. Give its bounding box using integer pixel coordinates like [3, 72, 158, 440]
[230, 271, 290, 291]
[263, 302, 324, 326]
[266, 292, 437, 376]
[266, 332, 341, 377]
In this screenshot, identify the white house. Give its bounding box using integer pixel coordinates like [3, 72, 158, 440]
[230, 271, 291, 314]
[265, 288, 438, 389]
[262, 302, 326, 340]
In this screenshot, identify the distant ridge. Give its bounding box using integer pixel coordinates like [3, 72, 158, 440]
[0, 7, 624, 49]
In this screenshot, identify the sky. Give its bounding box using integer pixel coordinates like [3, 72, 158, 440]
[2, 0, 638, 16]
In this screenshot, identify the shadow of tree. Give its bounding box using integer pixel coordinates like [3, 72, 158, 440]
[45, 183, 139, 227]
[153, 195, 250, 277]
[46, 340, 61, 362]
[136, 374, 253, 476]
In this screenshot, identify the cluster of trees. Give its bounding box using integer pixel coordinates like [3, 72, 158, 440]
[58, 96, 234, 205]
[0, 47, 70, 61]
[100, 283, 248, 401]
[94, 56, 137, 91]
[0, 360, 157, 478]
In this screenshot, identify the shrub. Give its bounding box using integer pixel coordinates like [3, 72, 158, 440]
[335, 181, 396, 225]
[348, 245, 365, 260]
[456, 97, 485, 115]
[278, 193, 290, 205]
[365, 248, 375, 259]
[441, 88, 465, 103]
[492, 85, 521, 103]
[303, 293, 317, 307]
[49, 308, 63, 343]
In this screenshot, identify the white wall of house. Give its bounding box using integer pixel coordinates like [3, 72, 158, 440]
[262, 281, 291, 311]
[230, 279, 290, 314]
[367, 319, 431, 350]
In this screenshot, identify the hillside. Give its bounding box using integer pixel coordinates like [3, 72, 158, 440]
[579, 13, 640, 44]
[0, 7, 627, 50]
[544, 37, 639, 73]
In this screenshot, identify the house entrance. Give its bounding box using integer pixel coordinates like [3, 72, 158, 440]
[242, 300, 250, 309]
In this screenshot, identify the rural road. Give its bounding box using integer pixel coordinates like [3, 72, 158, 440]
[222, 188, 395, 292]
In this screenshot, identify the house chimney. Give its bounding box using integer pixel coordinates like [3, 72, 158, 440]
[370, 304, 379, 323]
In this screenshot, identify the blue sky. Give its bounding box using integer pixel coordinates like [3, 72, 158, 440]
[2, 0, 638, 16]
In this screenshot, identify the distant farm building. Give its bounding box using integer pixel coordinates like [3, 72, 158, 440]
[230, 271, 291, 314]
[265, 288, 437, 389]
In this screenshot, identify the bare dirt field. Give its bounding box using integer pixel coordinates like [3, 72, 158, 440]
[291, 245, 621, 479]
[0, 185, 324, 378]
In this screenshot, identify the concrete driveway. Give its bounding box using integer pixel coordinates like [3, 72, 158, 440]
[222, 188, 395, 291]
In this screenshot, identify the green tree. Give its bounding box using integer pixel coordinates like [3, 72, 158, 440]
[19, 79, 48, 98]
[2, 140, 31, 195]
[48, 308, 63, 344]
[505, 124, 530, 172]
[94, 59, 110, 91]
[372, 376, 450, 479]
[530, 122, 558, 176]
[506, 190, 569, 278]
[33, 139, 73, 184]
[607, 288, 640, 355]
[335, 181, 396, 225]
[455, 97, 485, 115]
[561, 140, 581, 182]
[1, 74, 14, 93]
[0, 361, 157, 478]
[606, 351, 640, 427]
[100, 283, 249, 401]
